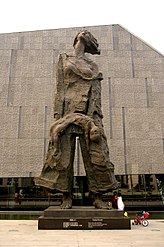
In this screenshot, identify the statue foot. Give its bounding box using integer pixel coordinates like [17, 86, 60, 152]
[93, 193, 111, 209]
[60, 192, 72, 209]
[93, 198, 109, 209]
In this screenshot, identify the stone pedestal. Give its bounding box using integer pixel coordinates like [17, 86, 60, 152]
[38, 206, 131, 230]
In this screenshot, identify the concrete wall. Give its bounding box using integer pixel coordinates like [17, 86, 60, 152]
[0, 24, 164, 177]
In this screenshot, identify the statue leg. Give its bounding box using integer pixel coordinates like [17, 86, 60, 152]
[35, 133, 76, 209]
[60, 134, 76, 209]
[61, 192, 73, 209]
[79, 133, 118, 209]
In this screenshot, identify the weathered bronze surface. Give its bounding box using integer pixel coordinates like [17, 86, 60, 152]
[35, 31, 119, 209]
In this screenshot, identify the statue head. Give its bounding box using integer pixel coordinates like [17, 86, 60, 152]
[73, 30, 100, 55]
[90, 126, 100, 142]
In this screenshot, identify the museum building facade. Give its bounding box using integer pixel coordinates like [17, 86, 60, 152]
[0, 25, 163, 208]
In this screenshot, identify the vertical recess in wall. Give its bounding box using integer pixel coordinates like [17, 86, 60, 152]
[76, 137, 80, 176]
[145, 77, 150, 107]
[18, 106, 22, 138]
[130, 34, 135, 78]
[18, 35, 24, 50]
[108, 77, 113, 139]
[122, 107, 128, 175]
[7, 49, 16, 106]
[43, 106, 48, 160]
[112, 25, 119, 51]
[53, 49, 56, 78]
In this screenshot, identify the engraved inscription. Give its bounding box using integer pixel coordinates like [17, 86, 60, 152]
[88, 219, 107, 228]
[63, 219, 82, 228]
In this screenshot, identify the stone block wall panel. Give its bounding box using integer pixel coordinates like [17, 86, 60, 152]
[0, 24, 163, 177]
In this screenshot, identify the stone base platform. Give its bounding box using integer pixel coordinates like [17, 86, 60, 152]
[38, 206, 131, 230]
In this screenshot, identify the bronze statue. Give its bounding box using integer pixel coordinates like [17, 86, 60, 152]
[35, 30, 119, 209]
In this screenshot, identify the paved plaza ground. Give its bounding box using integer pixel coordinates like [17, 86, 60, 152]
[0, 219, 163, 247]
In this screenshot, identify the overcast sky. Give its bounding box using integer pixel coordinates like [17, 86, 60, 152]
[0, 0, 164, 55]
